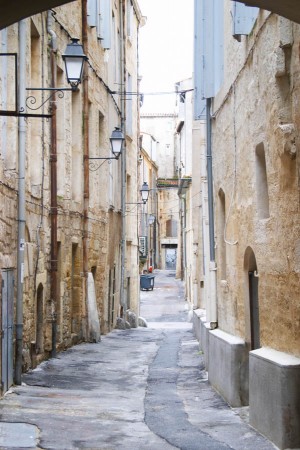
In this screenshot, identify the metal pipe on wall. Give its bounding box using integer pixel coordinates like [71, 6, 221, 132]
[47, 10, 58, 357]
[120, 0, 127, 318]
[82, 0, 90, 339]
[206, 97, 217, 328]
[15, 19, 27, 385]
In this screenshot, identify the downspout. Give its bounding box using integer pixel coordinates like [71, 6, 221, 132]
[120, 0, 127, 318]
[82, 0, 90, 339]
[1, 28, 8, 160]
[15, 19, 26, 385]
[183, 195, 187, 276]
[180, 198, 184, 281]
[136, 18, 142, 314]
[47, 11, 58, 357]
[206, 98, 217, 329]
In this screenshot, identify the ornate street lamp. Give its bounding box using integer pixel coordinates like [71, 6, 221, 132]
[148, 214, 155, 225]
[140, 182, 150, 204]
[62, 38, 87, 91]
[110, 127, 125, 160]
[88, 127, 124, 170]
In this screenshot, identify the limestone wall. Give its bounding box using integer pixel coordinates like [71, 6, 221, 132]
[212, 8, 300, 356]
[0, 0, 141, 380]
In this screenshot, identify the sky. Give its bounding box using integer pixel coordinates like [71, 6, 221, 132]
[138, 0, 194, 113]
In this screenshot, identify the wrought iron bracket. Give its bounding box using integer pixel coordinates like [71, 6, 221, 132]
[88, 156, 119, 171]
[0, 52, 74, 118]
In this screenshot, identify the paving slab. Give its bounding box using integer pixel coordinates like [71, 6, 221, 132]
[0, 269, 277, 449]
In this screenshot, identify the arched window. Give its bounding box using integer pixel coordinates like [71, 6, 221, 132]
[218, 188, 226, 280]
[166, 219, 177, 237]
[255, 143, 270, 219]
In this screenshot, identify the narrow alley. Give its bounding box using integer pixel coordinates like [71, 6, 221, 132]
[0, 270, 276, 450]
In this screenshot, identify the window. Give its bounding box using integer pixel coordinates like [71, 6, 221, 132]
[72, 91, 82, 202]
[127, 0, 133, 38]
[218, 188, 226, 280]
[232, 2, 259, 39]
[166, 219, 178, 238]
[194, 0, 224, 101]
[126, 72, 133, 136]
[30, 23, 42, 195]
[87, 0, 112, 49]
[255, 143, 270, 219]
[57, 68, 66, 196]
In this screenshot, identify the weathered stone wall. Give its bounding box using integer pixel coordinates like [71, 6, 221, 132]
[0, 0, 141, 382]
[212, 8, 300, 356]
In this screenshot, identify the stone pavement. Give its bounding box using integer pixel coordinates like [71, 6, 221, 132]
[0, 270, 277, 449]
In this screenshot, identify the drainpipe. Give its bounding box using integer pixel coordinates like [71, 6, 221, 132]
[206, 98, 217, 328]
[180, 198, 184, 281]
[1, 28, 8, 160]
[82, 0, 90, 340]
[47, 11, 58, 357]
[120, 0, 127, 318]
[15, 19, 27, 385]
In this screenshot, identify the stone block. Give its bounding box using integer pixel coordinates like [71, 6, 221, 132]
[249, 347, 300, 450]
[208, 329, 249, 407]
[192, 309, 203, 341]
[127, 310, 137, 328]
[192, 309, 210, 369]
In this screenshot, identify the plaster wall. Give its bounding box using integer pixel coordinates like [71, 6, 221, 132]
[140, 114, 177, 178]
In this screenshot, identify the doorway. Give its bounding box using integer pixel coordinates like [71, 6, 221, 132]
[1, 269, 14, 393]
[244, 247, 260, 350]
[166, 247, 177, 270]
[36, 283, 44, 354]
[249, 271, 260, 350]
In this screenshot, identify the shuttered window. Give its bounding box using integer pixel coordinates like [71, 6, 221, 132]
[232, 2, 259, 37]
[193, 0, 206, 119]
[127, 0, 133, 38]
[87, 0, 112, 49]
[100, 0, 112, 49]
[126, 72, 133, 136]
[193, 0, 224, 105]
[87, 0, 97, 27]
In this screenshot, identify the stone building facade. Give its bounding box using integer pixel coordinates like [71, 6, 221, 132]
[140, 113, 179, 271]
[138, 142, 158, 272]
[0, 0, 142, 393]
[192, 2, 300, 448]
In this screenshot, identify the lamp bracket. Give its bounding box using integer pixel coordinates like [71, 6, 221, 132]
[88, 159, 113, 171]
[24, 87, 74, 113]
[88, 157, 118, 160]
[0, 45, 82, 119]
[126, 202, 146, 205]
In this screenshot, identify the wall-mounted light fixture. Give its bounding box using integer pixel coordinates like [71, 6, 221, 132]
[148, 214, 155, 225]
[62, 38, 87, 91]
[0, 37, 87, 118]
[126, 181, 150, 206]
[88, 127, 125, 171]
[140, 182, 150, 204]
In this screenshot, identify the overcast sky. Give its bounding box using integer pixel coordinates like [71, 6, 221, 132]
[138, 0, 194, 113]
